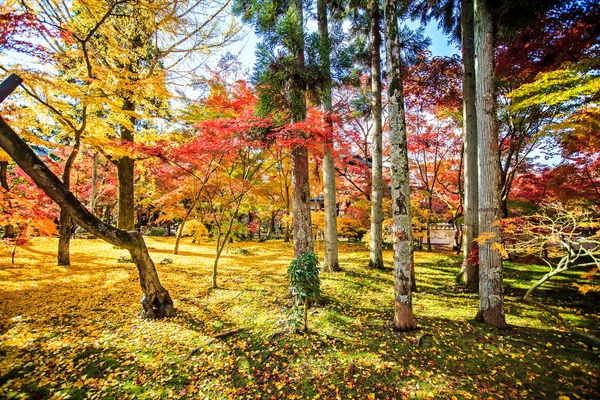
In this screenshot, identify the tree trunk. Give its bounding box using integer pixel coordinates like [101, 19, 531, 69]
[117, 99, 136, 231]
[499, 195, 509, 219]
[462, 0, 479, 291]
[90, 151, 99, 215]
[174, 188, 202, 255]
[426, 196, 432, 252]
[0, 117, 175, 319]
[0, 160, 15, 239]
[268, 210, 275, 236]
[385, 0, 416, 330]
[368, 0, 384, 269]
[58, 142, 80, 266]
[291, 145, 314, 257]
[290, 0, 313, 258]
[318, 0, 340, 272]
[474, 0, 506, 328]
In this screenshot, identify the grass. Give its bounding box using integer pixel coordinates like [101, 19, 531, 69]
[0, 237, 598, 399]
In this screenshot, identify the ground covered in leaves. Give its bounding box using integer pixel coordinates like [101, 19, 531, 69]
[1, 237, 598, 399]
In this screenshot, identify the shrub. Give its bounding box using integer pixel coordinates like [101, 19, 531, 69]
[145, 227, 166, 236]
[338, 217, 368, 241]
[182, 219, 209, 239]
[287, 252, 320, 331]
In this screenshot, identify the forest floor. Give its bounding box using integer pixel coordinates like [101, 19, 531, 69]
[0, 237, 598, 399]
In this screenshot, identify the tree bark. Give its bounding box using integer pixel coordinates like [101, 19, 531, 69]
[90, 151, 99, 215]
[474, 0, 506, 328]
[117, 99, 136, 231]
[0, 160, 15, 239]
[318, 0, 340, 272]
[368, 0, 384, 269]
[385, 0, 416, 331]
[58, 140, 81, 266]
[290, 0, 313, 257]
[461, 0, 479, 291]
[0, 117, 175, 319]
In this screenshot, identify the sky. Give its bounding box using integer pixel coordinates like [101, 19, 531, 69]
[231, 19, 460, 71]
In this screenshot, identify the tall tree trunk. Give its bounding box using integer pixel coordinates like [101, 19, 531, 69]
[385, 0, 416, 330]
[368, 0, 384, 269]
[0, 117, 175, 319]
[318, 0, 340, 272]
[90, 151, 99, 215]
[290, 0, 313, 257]
[0, 160, 14, 239]
[117, 99, 136, 231]
[474, 0, 506, 328]
[462, 0, 479, 291]
[58, 135, 81, 266]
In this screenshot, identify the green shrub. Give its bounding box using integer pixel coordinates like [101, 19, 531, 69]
[287, 252, 320, 331]
[145, 227, 166, 236]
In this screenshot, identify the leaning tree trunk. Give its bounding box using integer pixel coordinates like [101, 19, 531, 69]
[0, 160, 15, 238]
[58, 139, 80, 266]
[290, 0, 313, 257]
[385, 0, 416, 331]
[461, 0, 479, 291]
[318, 0, 340, 272]
[474, 0, 506, 328]
[368, 0, 384, 269]
[0, 117, 175, 319]
[117, 99, 136, 231]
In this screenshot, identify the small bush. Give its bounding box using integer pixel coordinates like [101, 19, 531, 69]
[145, 227, 166, 237]
[181, 220, 209, 239]
[338, 218, 367, 241]
[287, 252, 320, 331]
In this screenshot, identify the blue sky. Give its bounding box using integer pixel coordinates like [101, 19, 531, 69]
[232, 19, 460, 70]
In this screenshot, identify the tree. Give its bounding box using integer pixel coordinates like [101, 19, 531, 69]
[367, 0, 384, 269]
[460, 0, 478, 289]
[317, 0, 340, 272]
[384, 0, 416, 330]
[474, 0, 506, 328]
[0, 115, 174, 318]
[234, 0, 313, 257]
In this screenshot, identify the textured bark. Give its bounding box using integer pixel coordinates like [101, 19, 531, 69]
[57, 142, 80, 266]
[368, 0, 384, 269]
[117, 99, 136, 231]
[318, 0, 340, 272]
[0, 117, 175, 319]
[291, 145, 314, 256]
[474, 0, 506, 328]
[461, 0, 479, 291]
[57, 210, 72, 265]
[290, 0, 313, 257]
[385, 0, 416, 331]
[0, 160, 14, 239]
